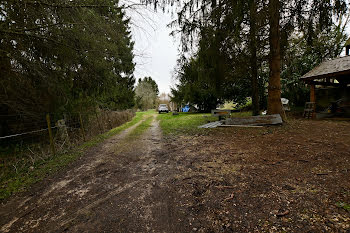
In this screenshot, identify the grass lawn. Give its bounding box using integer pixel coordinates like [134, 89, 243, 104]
[157, 111, 252, 135]
[0, 110, 153, 200]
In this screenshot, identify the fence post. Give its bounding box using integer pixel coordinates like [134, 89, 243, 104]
[95, 110, 103, 133]
[105, 110, 113, 129]
[46, 114, 56, 156]
[79, 112, 86, 141]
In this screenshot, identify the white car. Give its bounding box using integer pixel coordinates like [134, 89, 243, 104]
[158, 104, 169, 113]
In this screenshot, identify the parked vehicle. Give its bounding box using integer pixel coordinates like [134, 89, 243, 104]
[158, 104, 169, 114]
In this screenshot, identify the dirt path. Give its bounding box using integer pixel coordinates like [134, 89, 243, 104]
[3, 116, 348, 232]
[0, 115, 185, 232]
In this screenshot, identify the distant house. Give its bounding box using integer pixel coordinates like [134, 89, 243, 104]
[300, 54, 350, 118]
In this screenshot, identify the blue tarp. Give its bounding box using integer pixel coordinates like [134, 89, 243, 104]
[182, 105, 190, 112]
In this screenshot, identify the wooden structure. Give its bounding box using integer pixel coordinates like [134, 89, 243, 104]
[198, 121, 223, 128]
[198, 114, 283, 129]
[211, 109, 231, 120]
[224, 114, 282, 126]
[300, 56, 350, 119]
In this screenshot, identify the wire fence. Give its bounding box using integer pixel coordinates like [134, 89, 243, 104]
[0, 109, 135, 177]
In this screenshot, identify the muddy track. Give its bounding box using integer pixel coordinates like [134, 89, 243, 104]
[0, 115, 185, 233]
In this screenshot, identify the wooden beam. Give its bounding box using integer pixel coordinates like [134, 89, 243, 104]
[224, 114, 283, 126]
[310, 84, 316, 119]
[310, 84, 315, 102]
[305, 80, 344, 87]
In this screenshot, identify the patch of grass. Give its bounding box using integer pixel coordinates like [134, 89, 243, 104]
[0, 110, 153, 200]
[0, 150, 82, 200]
[157, 112, 216, 135]
[157, 111, 252, 135]
[127, 115, 154, 139]
[336, 202, 350, 212]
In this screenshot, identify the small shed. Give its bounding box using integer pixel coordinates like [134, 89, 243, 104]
[300, 56, 350, 118]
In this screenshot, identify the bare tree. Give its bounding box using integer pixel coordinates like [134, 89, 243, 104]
[135, 81, 158, 110]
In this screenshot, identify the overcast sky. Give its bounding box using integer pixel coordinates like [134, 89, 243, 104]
[126, 6, 180, 95]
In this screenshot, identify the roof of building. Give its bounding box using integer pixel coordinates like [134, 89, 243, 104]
[301, 56, 350, 81]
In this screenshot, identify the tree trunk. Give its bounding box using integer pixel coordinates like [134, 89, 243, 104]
[249, 0, 259, 116]
[267, 0, 283, 117]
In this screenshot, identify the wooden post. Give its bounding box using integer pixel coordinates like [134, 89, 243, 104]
[79, 112, 86, 141]
[310, 84, 316, 119]
[95, 110, 103, 133]
[310, 84, 316, 102]
[46, 114, 56, 156]
[106, 111, 113, 129]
